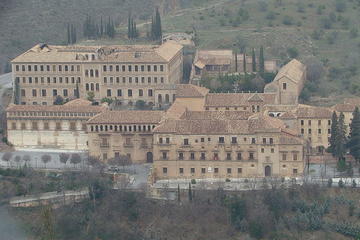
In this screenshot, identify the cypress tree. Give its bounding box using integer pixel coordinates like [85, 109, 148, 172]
[188, 183, 192, 202]
[335, 112, 347, 160]
[348, 107, 360, 163]
[75, 82, 80, 99]
[235, 51, 238, 72]
[71, 24, 76, 44]
[100, 16, 104, 37]
[252, 48, 257, 72]
[155, 8, 162, 40]
[177, 184, 181, 203]
[243, 52, 247, 73]
[328, 111, 338, 156]
[128, 13, 132, 39]
[259, 46, 265, 76]
[67, 23, 71, 44]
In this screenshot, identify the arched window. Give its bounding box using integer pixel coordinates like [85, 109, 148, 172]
[165, 94, 169, 103]
[96, 83, 99, 91]
[158, 94, 162, 103]
[85, 70, 89, 77]
[95, 70, 99, 77]
[90, 83, 94, 91]
[86, 83, 89, 91]
[90, 69, 94, 77]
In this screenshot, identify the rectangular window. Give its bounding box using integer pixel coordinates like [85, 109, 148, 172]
[107, 89, 111, 97]
[70, 122, 76, 131]
[32, 122, 38, 130]
[117, 89, 122, 97]
[214, 168, 219, 174]
[128, 89, 132, 97]
[103, 65, 107, 72]
[128, 65, 132, 72]
[237, 152, 242, 160]
[190, 152, 195, 160]
[166, 137, 170, 144]
[227, 168, 232, 174]
[179, 168, 184, 174]
[201, 168, 206, 174]
[282, 153, 287, 161]
[160, 65, 164, 72]
[301, 128, 304, 134]
[11, 122, 16, 130]
[162, 167, 167, 174]
[147, 65, 151, 71]
[148, 89, 153, 97]
[263, 138, 266, 144]
[231, 137, 237, 143]
[56, 122, 61, 130]
[63, 89, 68, 97]
[178, 152, 184, 160]
[308, 129, 312, 134]
[162, 152, 167, 160]
[219, 137, 225, 143]
[32, 89, 37, 97]
[226, 153, 231, 160]
[301, 120, 304, 126]
[251, 138, 256, 144]
[282, 82, 287, 90]
[191, 168, 195, 174]
[293, 154, 298, 161]
[269, 138, 273, 144]
[201, 137, 205, 143]
[44, 122, 49, 130]
[139, 89, 143, 97]
[318, 120, 322, 126]
[41, 89, 47, 97]
[159, 137, 163, 144]
[318, 129, 322, 134]
[184, 139, 189, 145]
[293, 169, 298, 174]
[201, 152, 205, 160]
[249, 152, 254, 160]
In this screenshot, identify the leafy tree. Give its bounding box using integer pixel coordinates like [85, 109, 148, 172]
[259, 46, 265, 76]
[287, 47, 299, 58]
[101, 97, 113, 105]
[70, 153, 82, 168]
[348, 107, 360, 163]
[87, 92, 95, 102]
[23, 155, 31, 166]
[59, 153, 70, 168]
[135, 100, 146, 110]
[328, 111, 338, 156]
[251, 48, 256, 72]
[228, 196, 247, 228]
[14, 155, 21, 168]
[41, 154, 51, 169]
[53, 95, 64, 105]
[2, 152, 12, 167]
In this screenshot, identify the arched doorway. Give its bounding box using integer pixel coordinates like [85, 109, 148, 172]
[265, 165, 271, 177]
[146, 152, 153, 163]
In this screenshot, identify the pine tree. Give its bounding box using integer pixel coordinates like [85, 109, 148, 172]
[348, 107, 360, 163]
[335, 112, 347, 160]
[259, 46, 265, 76]
[328, 111, 338, 156]
[252, 48, 256, 72]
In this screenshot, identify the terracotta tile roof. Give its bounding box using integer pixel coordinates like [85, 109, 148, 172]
[332, 103, 356, 112]
[176, 84, 209, 98]
[64, 98, 92, 106]
[180, 111, 253, 120]
[12, 42, 183, 63]
[279, 111, 297, 119]
[87, 110, 165, 124]
[295, 105, 332, 119]
[279, 134, 303, 145]
[205, 93, 276, 107]
[273, 59, 306, 84]
[154, 112, 291, 135]
[344, 98, 360, 105]
[165, 100, 188, 120]
[6, 101, 106, 113]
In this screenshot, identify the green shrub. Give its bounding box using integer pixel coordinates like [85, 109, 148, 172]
[249, 221, 264, 239]
[282, 15, 294, 25]
[191, 179, 196, 184]
[338, 179, 345, 188]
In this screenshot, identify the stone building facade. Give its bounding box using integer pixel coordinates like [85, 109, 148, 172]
[152, 112, 304, 180]
[6, 99, 106, 150]
[11, 41, 183, 107]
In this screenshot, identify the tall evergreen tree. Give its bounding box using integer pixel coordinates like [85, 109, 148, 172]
[235, 51, 238, 72]
[252, 48, 257, 72]
[259, 46, 265, 76]
[243, 52, 247, 73]
[348, 107, 360, 163]
[335, 112, 347, 160]
[71, 24, 77, 44]
[67, 23, 71, 45]
[328, 111, 338, 156]
[155, 7, 162, 40]
[188, 183, 192, 202]
[100, 16, 104, 37]
[128, 13, 132, 39]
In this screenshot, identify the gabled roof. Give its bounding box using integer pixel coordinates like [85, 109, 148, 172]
[332, 103, 357, 113]
[180, 111, 253, 120]
[87, 110, 165, 124]
[205, 93, 276, 107]
[273, 59, 306, 84]
[280, 104, 332, 119]
[12, 41, 183, 63]
[175, 84, 209, 98]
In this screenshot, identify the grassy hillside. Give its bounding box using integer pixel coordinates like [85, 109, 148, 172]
[1, 0, 360, 103]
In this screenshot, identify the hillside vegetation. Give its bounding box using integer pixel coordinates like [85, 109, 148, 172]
[1, 0, 360, 103]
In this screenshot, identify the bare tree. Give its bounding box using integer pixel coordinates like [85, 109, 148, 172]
[41, 154, 51, 169]
[22, 154, 31, 165]
[14, 155, 21, 169]
[59, 153, 70, 169]
[2, 152, 13, 168]
[70, 153, 81, 168]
